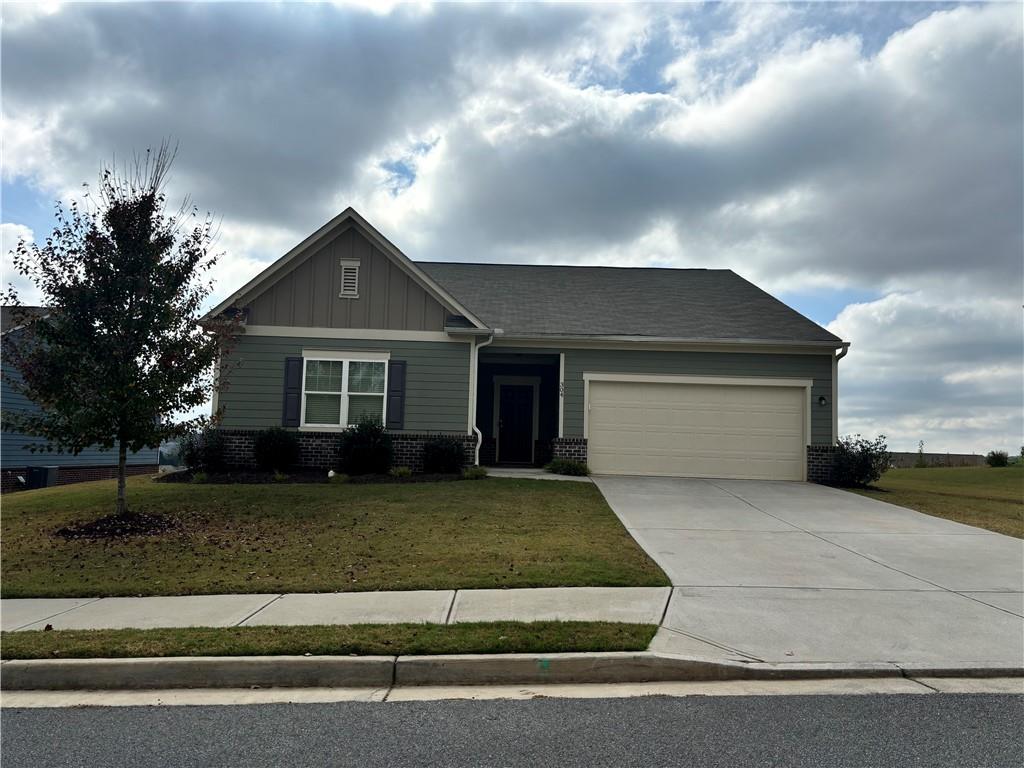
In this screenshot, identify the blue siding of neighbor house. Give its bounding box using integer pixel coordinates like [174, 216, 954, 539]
[1, 369, 160, 469]
[217, 334, 472, 433]
[559, 348, 835, 445]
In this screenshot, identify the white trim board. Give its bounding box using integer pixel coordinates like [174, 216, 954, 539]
[491, 337, 843, 355]
[582, 373, 814, 389]
[493, 375, 541, 464]
[244, 326, 466, 343]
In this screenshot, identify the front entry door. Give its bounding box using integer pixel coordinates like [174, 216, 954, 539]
[498, 384, 534, 463]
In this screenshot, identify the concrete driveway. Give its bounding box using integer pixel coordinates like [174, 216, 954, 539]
[593, 476, 1024, 667]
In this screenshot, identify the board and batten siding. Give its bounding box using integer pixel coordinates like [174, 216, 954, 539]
[0, 370, 159, 469]
[560, 349, 834, 445]
[246, 225, 448, 331]
[218, 334, 472, 433]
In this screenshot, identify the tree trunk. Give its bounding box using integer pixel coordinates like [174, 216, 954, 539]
[116, 440, 128, 516]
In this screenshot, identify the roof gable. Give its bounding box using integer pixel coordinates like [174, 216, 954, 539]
[205, 208, 486, 328]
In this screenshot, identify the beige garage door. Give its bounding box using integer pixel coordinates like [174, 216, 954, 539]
[587, 379, 806, 480]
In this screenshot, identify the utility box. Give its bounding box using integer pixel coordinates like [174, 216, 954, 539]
[27, 466, 59, 489]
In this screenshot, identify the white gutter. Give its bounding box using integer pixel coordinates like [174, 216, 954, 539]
[469, 330, 498, 466]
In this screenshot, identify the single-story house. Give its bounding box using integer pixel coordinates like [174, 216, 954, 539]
[206, 208, 849, 482]
[0, 307, 160, 492]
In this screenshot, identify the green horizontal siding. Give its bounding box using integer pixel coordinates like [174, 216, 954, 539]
[218, 335, 472, 433]
[561, 349, 834, 445]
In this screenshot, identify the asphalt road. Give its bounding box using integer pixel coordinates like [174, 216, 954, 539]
[3, 694, 1022, 767]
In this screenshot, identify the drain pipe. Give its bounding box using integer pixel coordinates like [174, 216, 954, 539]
[471, 331, 496, 466]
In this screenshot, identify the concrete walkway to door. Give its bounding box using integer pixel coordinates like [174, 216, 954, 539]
[593, 476, 1024, 669]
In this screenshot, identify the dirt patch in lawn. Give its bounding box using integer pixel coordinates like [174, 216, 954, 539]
[55, 511, 179, 541]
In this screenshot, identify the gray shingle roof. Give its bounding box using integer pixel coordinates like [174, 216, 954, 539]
[417, 263, 841, 345]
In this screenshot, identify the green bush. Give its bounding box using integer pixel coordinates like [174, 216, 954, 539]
[179, 427, 227, 472]
[337, 420, 393, 475]
[546, 458, 590, 476]
[190, 471, 209, 484]
[390, 466, 413, 478]
[252, 427, 301, 472]
[422, 437, 467, 474]
[462, 466, 488, 480]
[833, 434, 891, 487]
[985, 450, 1009, 468]
[328, 472, 349, 485]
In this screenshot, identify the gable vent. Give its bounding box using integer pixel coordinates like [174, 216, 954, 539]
[339, 259, 360, 298]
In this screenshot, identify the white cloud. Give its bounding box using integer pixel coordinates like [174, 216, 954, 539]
[828, 293, 1022, 453]
[1, 222, 43, 305]
[1, 2, 1021, 450]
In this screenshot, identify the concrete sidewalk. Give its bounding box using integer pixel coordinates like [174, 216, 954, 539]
[0, 587, 670, 632]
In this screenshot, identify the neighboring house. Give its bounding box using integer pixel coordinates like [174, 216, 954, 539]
[206, 208, 849, 482]
[0, 307, 160, 493]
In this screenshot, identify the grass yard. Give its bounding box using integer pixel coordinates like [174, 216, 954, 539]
[1, 476, 668, 598]
[853, 465, 1023, 538]
[0, 621, 657, 660]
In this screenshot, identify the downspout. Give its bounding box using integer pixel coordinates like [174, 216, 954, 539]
[471, 332, 496, 466]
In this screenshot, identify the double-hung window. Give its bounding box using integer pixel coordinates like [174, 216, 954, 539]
[301, 357, 387, 427]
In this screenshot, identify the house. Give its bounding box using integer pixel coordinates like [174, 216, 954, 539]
[206, 208, 849, 482]
[0, 307, 160, 492]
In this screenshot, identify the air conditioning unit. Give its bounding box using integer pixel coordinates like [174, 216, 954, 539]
[27, 466, 59, 489]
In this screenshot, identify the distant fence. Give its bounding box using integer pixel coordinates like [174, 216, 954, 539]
[889, 452, 986, 468]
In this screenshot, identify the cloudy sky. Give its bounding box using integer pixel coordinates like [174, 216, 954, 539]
[2, 1, 1021, 452]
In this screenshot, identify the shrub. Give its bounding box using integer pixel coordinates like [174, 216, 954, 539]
[252, 427, 300, 472]
[337, 420, 393, 475]
[985, 450, 1009, 468]
[328, 472, 349, 485]
[833, 434, 891, 487]
[179, 427, 227, 472]
[546, 458, 590, 476]
[390, 466, 413, 478]
[422, 437, 467, 474]
[462, 466, 488, 480]
[190, 471, 208, 484]
[272, 471, 290, 483]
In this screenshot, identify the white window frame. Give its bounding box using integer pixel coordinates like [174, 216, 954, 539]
[300, 355, 389, 430]
[339, 258, 360, 299]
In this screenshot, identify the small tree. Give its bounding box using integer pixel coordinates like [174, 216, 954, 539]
[2, 144, 239, 515]
[985, 450, 1009, 468]
[914, 439, 927, 468]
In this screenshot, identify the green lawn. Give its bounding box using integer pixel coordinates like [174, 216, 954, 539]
[0, 621, 657, 660]
[852, 465, 1023, 538]
[1, 476, 667, 598]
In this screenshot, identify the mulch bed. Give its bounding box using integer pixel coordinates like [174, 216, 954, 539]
[55, 511, 179, 541]
[155, 470, 466, 485]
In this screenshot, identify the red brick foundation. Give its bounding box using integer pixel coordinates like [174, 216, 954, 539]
[1, 464, 158, 494]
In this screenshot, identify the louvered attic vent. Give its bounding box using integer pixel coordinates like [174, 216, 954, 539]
[339, 259, 360, 298]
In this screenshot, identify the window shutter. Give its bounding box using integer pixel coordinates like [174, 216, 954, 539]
[385, 360, 406, 430]
[282, 357, 303, 427]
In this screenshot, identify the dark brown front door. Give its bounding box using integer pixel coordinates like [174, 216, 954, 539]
[498, 384, 533, 463]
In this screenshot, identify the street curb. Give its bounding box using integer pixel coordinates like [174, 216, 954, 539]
[2, 653, 1021, 691]
[0, 656, 395, 691]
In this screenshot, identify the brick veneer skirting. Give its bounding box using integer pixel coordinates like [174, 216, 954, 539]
[551, 437, 588, 463]
[217, 428, 476, 473]
[1, 464, 158, 494]
[806, 444, 837, 485]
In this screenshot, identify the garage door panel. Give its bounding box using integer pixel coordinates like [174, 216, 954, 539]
[587, 380, 806, 481]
